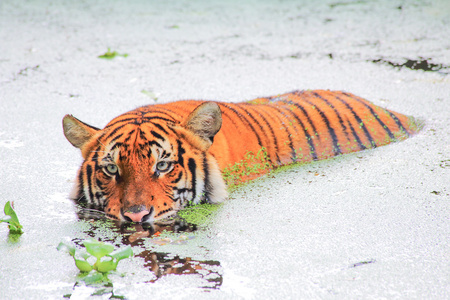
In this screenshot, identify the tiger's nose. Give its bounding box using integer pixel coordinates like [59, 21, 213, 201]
[123, 205, 151, 223]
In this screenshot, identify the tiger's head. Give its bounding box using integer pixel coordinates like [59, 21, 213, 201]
[62, 102, 227, 223]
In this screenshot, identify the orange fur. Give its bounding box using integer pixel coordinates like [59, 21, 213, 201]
[63, 90, 421, 222]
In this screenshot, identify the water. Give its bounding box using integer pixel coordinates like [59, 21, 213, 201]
[1, 0, 449, 299]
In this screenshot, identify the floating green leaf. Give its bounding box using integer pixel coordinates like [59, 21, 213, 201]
[81, 271, 106, 284]
[0, 201, 23, 234]
[56, 241, 76, 257]
[110, 246, 133, 261]
[96, 259, 118, 273]
[1, 215, 12, 222]
[58, 239, 133, 274]
[75, 259, 94, 272]
[98, 48, 128, 59]
[84, 239, 115, 259]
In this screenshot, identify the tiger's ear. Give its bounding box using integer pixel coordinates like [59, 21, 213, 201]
[183, 102, 222, 143]
[62, 115, 100, 149]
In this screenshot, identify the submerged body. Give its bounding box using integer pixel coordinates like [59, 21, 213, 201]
[63, 90, 420, 223]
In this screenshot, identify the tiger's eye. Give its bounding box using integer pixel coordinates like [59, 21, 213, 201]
[156, 161, 171, 172]
[105, 164, 118, 175]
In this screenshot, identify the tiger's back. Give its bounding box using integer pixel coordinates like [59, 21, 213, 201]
[213, 90, 418, 174]
[63, 90, 421, 222]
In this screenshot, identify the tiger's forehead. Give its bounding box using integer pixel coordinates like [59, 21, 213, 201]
[99, 122, 177, 162]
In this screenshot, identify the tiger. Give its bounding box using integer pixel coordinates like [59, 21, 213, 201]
[63, 90, 421, 223]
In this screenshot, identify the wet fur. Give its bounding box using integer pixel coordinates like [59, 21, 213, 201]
[63, 90, 420, 222]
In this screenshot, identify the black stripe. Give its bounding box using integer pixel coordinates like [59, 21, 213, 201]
[105, 213, 119, 220]
[345, 93, 396, 141]
[155, 207, 173, 218]
[139, 130, 147, 141]
[385, 110, 410, 137]
[102, 124, 128, 142]
[85, 164, 95, 204]
[188, 158, 197, 201]
[177, 140, 185, 167]
[76, 169, 85, 202]
[277, 106, 318, 160]
[219, 103, 263, 147]
[90, 145, 101, 162]
[109, 133, 124, 144]
[334, 95, 377, 148]
[107, 107, 176, 128]
[138, 143, 148, 156]
[146, 146, 152, 159]
[165, 124, 180, 137]
[148, 140, 162, 148]
[94, 161, 103, 174]
[279, 99, 321, 142]
[103, 117, 173, 142]
[241, 104, 280, 164]
[94, 192, 104, 209]
[152, 122, 170, 135]
[110, 142, 123, 151]
[304, 99, 342, 156]
[165, 190, 176, 202]
[312, 92, 351, 143]
[171, 171, 183, 184]
[142, 116, 176, 123]
[95, 178, 105, 190]
[123, 130, 135, 143]
[119, 151, 125, 161]
[151, 130, 165, 141]
[142, 109, 177, 120]
[264, 105, 297, 162]
[106, 117, 140, 128]
[161, 150, 169, 159]
[292, 91, 323, 140]
[347, 119, 367, 150]
[202, 155, 209, 203]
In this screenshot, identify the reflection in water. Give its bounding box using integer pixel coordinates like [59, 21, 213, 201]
[120, 218, 197, 243]
[139, 250, 222, 289]
[121, 219, 222, 289]
[67, 211, 223, 297]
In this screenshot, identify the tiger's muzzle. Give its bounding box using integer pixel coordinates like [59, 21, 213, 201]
[122, 205, 154, 223]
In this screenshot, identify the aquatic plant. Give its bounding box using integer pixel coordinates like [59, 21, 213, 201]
[222, 147, 271, 187]
[98, 48, 129, 59]
[178, 203, 222, 226]
[0, 201, 23, 234]
[57, 239, 133, 276]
